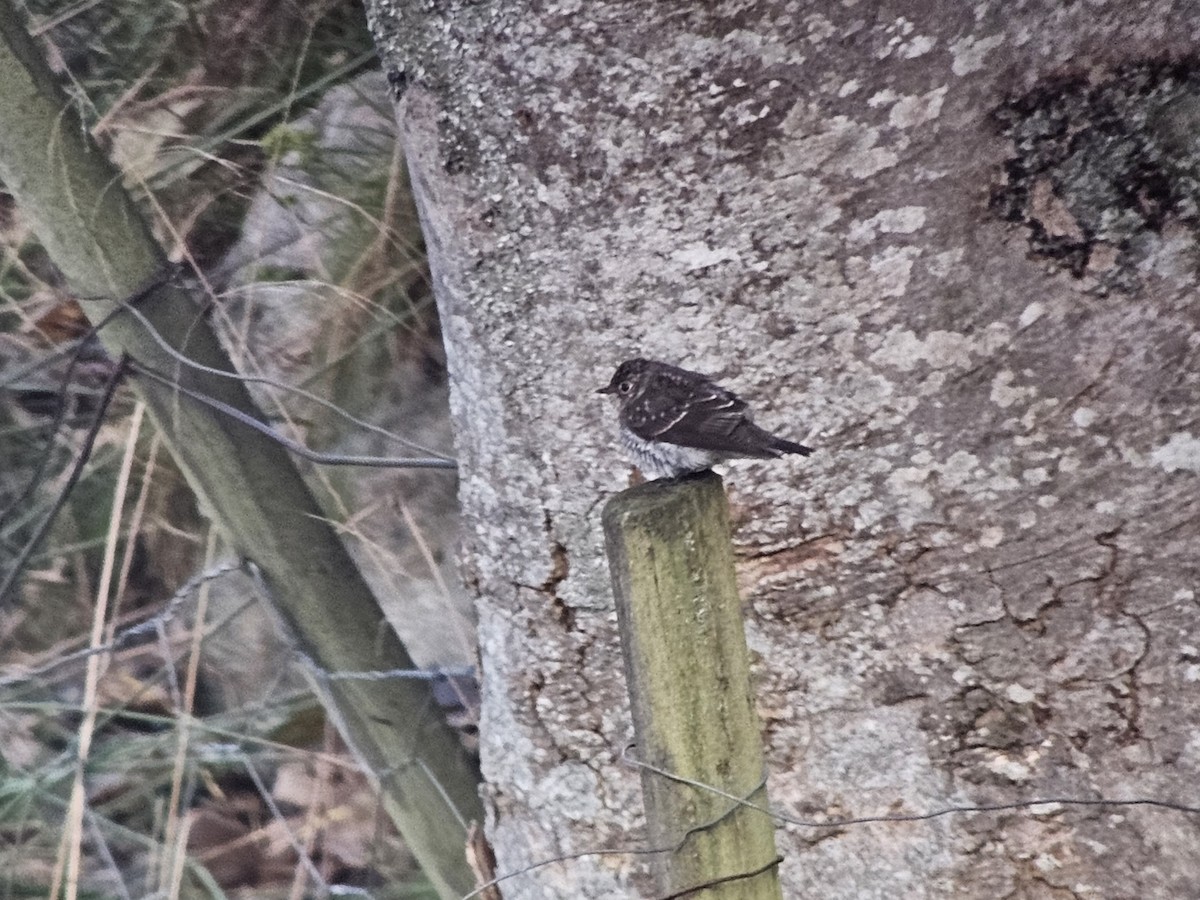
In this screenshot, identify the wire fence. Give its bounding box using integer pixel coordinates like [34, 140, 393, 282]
[5, 501, 1199, 899]
[4, 287, 1199, 900]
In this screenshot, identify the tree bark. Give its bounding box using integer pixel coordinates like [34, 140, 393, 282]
[369, 2, 1200, 896]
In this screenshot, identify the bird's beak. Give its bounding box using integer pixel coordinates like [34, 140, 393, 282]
[597, 383, 617, 395]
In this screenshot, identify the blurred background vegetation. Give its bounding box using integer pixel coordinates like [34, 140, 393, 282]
[0, 1, 462, 896]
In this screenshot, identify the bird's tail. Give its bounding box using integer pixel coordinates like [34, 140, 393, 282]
[732, 421, 813, 458]
[772, 436, 813, 457]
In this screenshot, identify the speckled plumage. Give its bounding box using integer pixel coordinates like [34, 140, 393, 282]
[598, 358, 812, 479]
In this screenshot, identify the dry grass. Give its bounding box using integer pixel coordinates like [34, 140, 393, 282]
[0, 1, 452, 896]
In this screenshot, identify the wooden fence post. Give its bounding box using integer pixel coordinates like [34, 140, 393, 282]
[603, 471, 783, 899]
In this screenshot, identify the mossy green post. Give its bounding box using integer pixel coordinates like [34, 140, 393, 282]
[0, 8, 482, 898]
[603, 471, 783, 899]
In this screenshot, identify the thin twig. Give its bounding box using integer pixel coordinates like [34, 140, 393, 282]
[0, 357, 127, 606]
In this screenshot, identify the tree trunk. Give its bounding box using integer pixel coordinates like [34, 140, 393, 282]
[368, 2, 1200, 896]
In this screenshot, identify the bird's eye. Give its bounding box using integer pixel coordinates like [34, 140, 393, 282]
[618, 381, 632, 394]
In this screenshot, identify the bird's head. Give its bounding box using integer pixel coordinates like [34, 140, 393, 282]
[597, 358, 655, 403]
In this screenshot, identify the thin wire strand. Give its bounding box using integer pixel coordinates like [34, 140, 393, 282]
[460, 753, 1200, 899]
[241, 752, 331, 893]
[0, 305, 125, 532]
[0, 358, 126, 606]
[129, 360, 456, 469]
[458, 781, 772, 899]
[653, 855, 783, 900]
[0, 560, 240, 688]
[622, 746, 1200, 828]
[114, 289, 453, 461]
[322, 666, 475, 682]
[0, 560, 476, 692]
[0, 336, 88, 390]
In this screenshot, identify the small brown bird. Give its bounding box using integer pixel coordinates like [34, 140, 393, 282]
[598, 358, 812, 480]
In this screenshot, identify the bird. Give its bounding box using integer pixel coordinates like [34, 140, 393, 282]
[597, 358, 812, 480]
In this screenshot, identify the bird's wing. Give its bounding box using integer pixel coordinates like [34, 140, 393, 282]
[627, 378, 752, 450]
